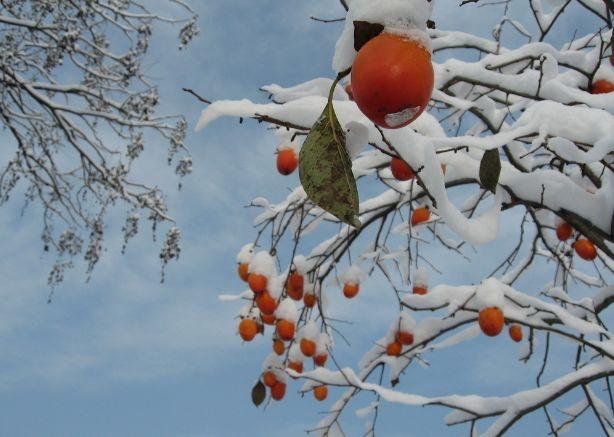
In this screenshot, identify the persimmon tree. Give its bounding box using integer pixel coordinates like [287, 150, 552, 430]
[194, 0, 613, 435]
[0, 0, 198, 290]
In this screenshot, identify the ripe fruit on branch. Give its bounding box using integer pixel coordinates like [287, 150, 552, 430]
[256, 291, 277, 315]
[313, 385, 328, 401]
[300, 338, 317, 357]
[411, 206, 430, 226]
[263, 371, 277, 388]
[556, 222, 573, 241]
[412, 285, 427, 295]
[591, 79, 614, 94]
[351, 33, 434, 129]
[261, 313, 276, 325]
[303, 292, 317, 308]
[343, 282, 360, 299]
[314, 353, 328, 367]
[390, 157, 415, 181]
[271, 381, 286, 401]
[386, 341, 402, 357]
[396, 331, 414, 346]
[345, 83, 354, 101]
[287, 272, 304, 300]
[574, 238, 597, 261]
[273, 339, 285, 355]
[276, 147, 298, 175]
[509, 325, 522, 342]
[478, 307, 504, 337]
[239, 318, 259, 342]
[248, 273, 267, 294]
[237, 263, 249, 282]
[276, 319, 295, 341]
[288, 361, 303, 375]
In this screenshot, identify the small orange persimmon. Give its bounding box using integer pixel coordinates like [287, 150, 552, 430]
[273, 339, 285, 355]
[238, 318, 259, 342]
[263, 371, 277, 388]
[287, 272, 304, 300]
[413, 285, 427, 295]
[509, 324, 523, 342]
[313, 385, 328, 401]
[300, 338, 317, 357]
[390, 157, 415, 181]
[276, 148, 298, 175]
[556, 222, 573, 241]
[303, 293, 317, 308]
[248, 273, 267, 294]
[396, 331, 414, 346]
[287, 361, 303, 375]
[256, 291, 277, 315]
[261, 313, 276, 325]
[574, 238, 597, 261]
[343, 282, 360, 299]
[237, 263, 249, 282]
[314, 353, 328, 367]
[345, 83, 354, 101]
[478, 307, 504, 337]
[386, 341, 402, 357]
[276, 319, 295, 341]
[351, 33, 434, 128]
[411, 207, 430, 226]
[271, 381, 286, 401]
[591, 79, 614, 94]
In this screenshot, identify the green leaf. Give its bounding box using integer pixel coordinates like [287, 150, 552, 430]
[353, 21, 385, 52]
[479, 148, 501, 194]
[299, 78, 360, 228]
[251, 380, 266, 407]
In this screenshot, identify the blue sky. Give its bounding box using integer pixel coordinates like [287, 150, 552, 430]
[0, 1, 609, 436]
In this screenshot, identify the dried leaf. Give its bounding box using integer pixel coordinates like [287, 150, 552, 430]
[353, 21, 384, 52]
[479, 148, 501, 194]
[251, 380, 266, 407]
[299, 78, 360, 228]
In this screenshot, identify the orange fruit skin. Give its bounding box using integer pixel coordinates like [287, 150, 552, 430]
[478, 307, 505, 337]
[314, 353, 328, 367]
[286, 272, 304, 300]
[300, 338, 317, 357]
[509, 325, 523, 342]
[343, 282, 360, 299]
[237, 263, 249, 282]
[386, 341, 402, 357]
[273, 339, 285, 355]
[591, 79, 614, 94]
[288, 361, 303, 375]
[276, 319, 295, 341]
[396, 331, 414, 346]
[303, 293, 317, 308]
[287, 282, 303, 301]
[248, 273, 267, 294]
[276, 148, 298, 175]
[351, 33, 434, 129]
[238, 318, 259, 342]
[574, 238, 597, 261]
[262, 313, 276, 325]
[345, 83, 354, 101]
[271, 381, 286, 401]
[313, 385, 328, 401]
[411, 207, 430, 226]
[556, 222, 573, 241]
[263, 371, 277, 388]
[256, 291, 277, 315]
[390, 157, 415, 181]
[413, 286, 427, 295]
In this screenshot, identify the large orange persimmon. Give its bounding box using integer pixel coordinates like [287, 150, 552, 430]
[351, 33, 434, 129]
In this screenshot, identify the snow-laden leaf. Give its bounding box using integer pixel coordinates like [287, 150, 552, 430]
[479, 148, 501, 194]
[299, 78, 360, 228]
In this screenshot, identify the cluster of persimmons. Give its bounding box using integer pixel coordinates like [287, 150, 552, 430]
[238, 30, 608, 403]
